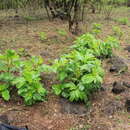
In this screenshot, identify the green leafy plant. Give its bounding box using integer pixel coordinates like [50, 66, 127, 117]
[0, 50, 20, 101]
[57, 29, 67, 37]
[112, 26, 124, 40]
[16, 56, 49, 105]
[117, 17, 129, 25]
[0, 49, 48, 105]
[12, 56, 47, 105]
[39, 32, 47, 41]
[52, 50, 104, 103]
[17, 48, 30, 57]
[52, 32, 120, 104]
[91, 23, 102, 36]
[73, 33, 119, 58]
[99, 36, 119, 57]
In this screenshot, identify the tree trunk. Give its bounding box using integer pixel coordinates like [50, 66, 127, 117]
[44, 0, 81, 34]
[69, 0, 81, 34]
[127, 0, 130, 7]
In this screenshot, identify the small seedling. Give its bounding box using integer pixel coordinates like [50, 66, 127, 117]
[17, 48, 30, 57]
[82, 124, 91, 130]
[117, 119, 123, 124]
[115, 95, 121, 101]
[24, 16, 39, 21]
[112, 26, 123, 40]
[117, 17, 129, 25]
[39, 32, 47, 41]
[57, 29, 67, 37]
[91, 23, 102, 36]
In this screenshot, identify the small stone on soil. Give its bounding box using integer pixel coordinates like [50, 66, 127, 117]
[112, 81, 126, 94]
[125, 97, 130, 112]
[100, 85, 106, 91]
[110, 66, 117, 72]
[123, 81, 130, 88]
[125, 46, 130, 52]
[109, 56, 128, 73]
[103, 101, 123, 115]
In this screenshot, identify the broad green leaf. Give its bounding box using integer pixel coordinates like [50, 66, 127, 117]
[40, 64, 54, 73]
[61, 92, 69, 98]
[69, 89, 81, 101]
[33, 94, 43, 101]
[0, 84, 9, 91]
[12, 77, 26, 88]
[63, 82, 77, 90]
[59, 71, 67, 81]
[81, 74, 95, 84]
[78, 83, 85, 91]
[2, 90, 10, 101]
[52, 84, 62, 95]
[37, 85, 46, 95]
[0, 72, 15, 82]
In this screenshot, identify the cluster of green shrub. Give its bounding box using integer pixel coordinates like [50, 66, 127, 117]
[0, 28, 119, 105]
[73, 34, 119, 58]
[52, 49, 104, 103]
[112, 26, 124, 40]
[0, 50, 49, 105]
[52, 33, 119, 103]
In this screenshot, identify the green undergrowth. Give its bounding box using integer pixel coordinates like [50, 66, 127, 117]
[0, 49, 50, 105]
[52, 33, 119, 103]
